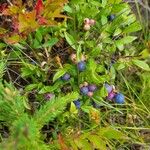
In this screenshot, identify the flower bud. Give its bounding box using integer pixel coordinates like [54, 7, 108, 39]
[87, 91, 93, 97]
[70, 53, 77, 64]
[89, 19, 96, 25]
[81, 54, 86, 61]
[84, 18, 90, 24]
[84, 24, 90, 31]
[83, 82, 88, 87]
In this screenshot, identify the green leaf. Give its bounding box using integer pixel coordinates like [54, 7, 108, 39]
[80, 139, 92, 150]
[87, 135, 107, 150]
[112, 3, 129, 13]
[70, 102, 78, 114]
[108, 0, 122, 4]
[117, 36, 137, 45]
[139, 49, 150, 59]
[101, 15, 107, 25]
[43, 38, 58, 48]
[99, 127, 125, 140]
[63, 64, 77, 76]
[88, 48, 101, 58]
[21, 63, 37, 77]
[25, 84, 39, 91]
[53, 69, 66, 82]
[113, 28, 122, 36]
[64, 32, 76, 49]
[91, 1, 102, 7]
[81, 106, 94, 114]
[35, 30, 43, 42]
[115, 36, 137, 50]
[132, 60, 150, 71]
[102, 0, 107, 7]
[110, 65, 116, 80]
[33, 39, 41, 49]
[63, 5, 73, 13]
[100, 86, 108, 97]
[39, 82, 62, 94]
[123, 14, 136, 26]
[115, 40, 124, 51]
[0, 43, 7, 49]
[123, 22, 142, 33]
[96, 65, 105, 73]
[25, 83, 43, 91]
[115, 63, 126, 70]
[88, 59, 97, 72]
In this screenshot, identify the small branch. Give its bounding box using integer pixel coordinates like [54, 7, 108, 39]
[44, 47, 50, 59]
[138, 1, 150, 12]
[7, 0, 13, 6]
[124, 0, 150, 12]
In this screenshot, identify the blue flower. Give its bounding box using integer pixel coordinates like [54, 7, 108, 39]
[61, 73, 70, 81]
[80, 86, 89, 95]
[73, 100, 81, 109]
[77, 61, 86, 71]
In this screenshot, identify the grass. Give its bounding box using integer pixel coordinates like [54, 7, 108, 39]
[0, 0, 150, 149]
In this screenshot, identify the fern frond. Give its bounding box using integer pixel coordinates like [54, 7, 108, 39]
[34, 92, 79, 129]
[0, 60, 6, 80]
[0, 82, 26, 124]
[0, 114, 49, 150]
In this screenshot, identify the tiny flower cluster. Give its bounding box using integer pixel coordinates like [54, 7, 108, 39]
[70, 53, 86, 64]
[44, 93, 55, 101]
[49, 52, 125, 110]
[72, 82, 97, 109]
[80, 82, 97, 97]
[83, 18, 96, 31]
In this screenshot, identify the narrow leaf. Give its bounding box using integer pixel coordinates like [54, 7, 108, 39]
[53, 69, 66, 82]
[43, 38, 58, 47]
[64, 32, 76, 49]
[132, 60, 150, 71]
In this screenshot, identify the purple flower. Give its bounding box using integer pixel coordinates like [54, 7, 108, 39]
[107, 92, 116, 100]
[61, 73, 70, 81]
[80, 86, 89, 95]
[45, 93, 55, 100]
[88, 84, 97, 92]
[104, 83, 113, 94]
[77, 61, 86, 71]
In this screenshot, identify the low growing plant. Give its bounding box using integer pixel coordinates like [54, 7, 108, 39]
[0, 0, 149, 149]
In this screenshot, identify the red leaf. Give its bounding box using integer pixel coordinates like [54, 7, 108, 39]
[12, 17, 19, 32]
[58, 133, 69, 150]
[38, 16, 48, 25]
[4, 34, 20, 44]
[35, 0, 44, 16]
[0, 3, 8, 13]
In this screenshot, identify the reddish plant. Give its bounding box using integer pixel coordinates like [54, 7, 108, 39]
[0, 0, 69, 44]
